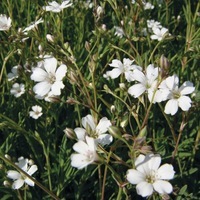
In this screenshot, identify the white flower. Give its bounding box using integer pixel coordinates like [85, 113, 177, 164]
[74, 114, 112, 146]
[30, 55, 67, 97]
[128, 64, 159, 102]
[7, 157, 38, 190]
[71, 136, 99, 169]
[29, 105, 43, 119]
[144, 2, 154, 10]
[10, 83, 25, 98]
[114, 26, 124, 38]
[150, 27, 168, 41]
[159, 75, 195, 115]
[7, 65, 19, 81]
[104, 58, 142, 82]
[43, 1, 72, 13]
[23, 18, 44, 33]
[147, 20, 162, 30]
[0, 14, 11, 31]
[127, 154, 175, 197]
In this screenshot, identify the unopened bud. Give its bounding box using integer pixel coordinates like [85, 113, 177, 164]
[110, 105, 115, 114]
[5, 154, 11, 160]
[108, 126, 122, 139]
[138, 126, 147, 137]
[120, 114, 129, 128]
[85, 41, 91, 52]
[119, 83, 126, 90]
[28, 159, 35, 166]
[3, 181, 11, 188]
[96, 6, 104, 18]
[46, 34, 54, 43]
[64, 127, 76, 140]
[160, 55, 170, 78]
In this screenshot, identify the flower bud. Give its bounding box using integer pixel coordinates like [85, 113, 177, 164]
[64, 127, 76, 140]
[46, 34, 54, 43]
[96, 6, 104, 18]
[110, 105, 115, 114]
[120, 115, 129, 128]
[3, 181, 11, 188]
[138, 126, 147, 137]
[160, 55, 170, 78]
[108, 126, 122, 139]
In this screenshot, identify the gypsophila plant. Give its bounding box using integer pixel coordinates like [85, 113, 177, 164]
[0, 0, 200, 199]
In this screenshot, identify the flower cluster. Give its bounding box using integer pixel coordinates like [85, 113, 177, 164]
[104, 58, 195, 115]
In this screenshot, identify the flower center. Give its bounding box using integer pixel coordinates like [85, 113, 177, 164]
[48, 73, 56, 84]
[172, 90, 181, 99]
[145, 170, 159, 184]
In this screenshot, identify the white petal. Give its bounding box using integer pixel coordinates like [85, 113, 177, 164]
[147, 154, 161, 171]
[96, 117, 111, 135]
[157, 164, 175, 180]
[31, 68, 48, 82]
[128, 84, 146, 98]
[127, 169, 145, 184]
[136, 182, 154, 197]
[73, 140, 90, 154]
[109, 59, 123, 68]
[97, 134, 113, 146]
[7, 170, 21, 180]
[27, 165, 38, 176]
[55, 64, 67, 81]
[178, 96, 192, 111]
[24, 177, 35, 186]
[51, 81, 64, 95]
[106, 68, 122, 79]
[85, 136, 97, 151]
[165, 75, 179, 90]
[153, 180, 173, 194]
[82, 115, 96, 131]
[12, 179, 24, 189]
[146, 64, 158, 81]
[132, 70, 146, 83]
[33, 82, 51, 96]
[74, 127, 86, 140]
[164, 99, 178, 115]
[71, 154, 92, 169]
[179, 81, 195, 95]
[43, 56, 57, 74]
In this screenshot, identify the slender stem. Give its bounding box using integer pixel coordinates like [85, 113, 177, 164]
[0, 155, 60, 200]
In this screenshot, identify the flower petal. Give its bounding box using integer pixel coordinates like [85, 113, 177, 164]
[7, 170, 21, 180]
[33, 81, 51, 96]
[51, 81, 64, 95]
[96, 117, 111, 135]
[27, 165, 38, 176]
[126, 169, 145, 184]
[31, 68, 48, 82]
[136, 182, 154, 197]
[178, 96, 192, 111]
[128, 84, 146, 98]
[82, 115, 96, 131]
[97, 134, 113, 146]
[43, 56, 57, 74]
[55, 64, 67, 81]
[74, 127, 86, 140]
[157, 164, 175, 180]
[153, 180, 173, 194]
[179, 81, 195, 95]
[12, 179, 24, 189]
[71, 154, 92, 169]
[164, 99, 178, 115]
[24, 177, 35, 186]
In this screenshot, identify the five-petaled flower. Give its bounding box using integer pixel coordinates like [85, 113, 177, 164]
[29, 105, 43, 119]
[150, 27, 168, 41]
[43, 1, 72, 13]
[71, 136, 99, 169]
[10, 83, 25, 98]
[159, 74, 195, 115]
[31, 55, 67, 98]
[74, 114, 112, 146]
[104, 58, 142, 82]
[128, 64, 159, 102]
[0, 14, 11, 31]
[7, 157, 38, 190]
[127, 154, 175, 197]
